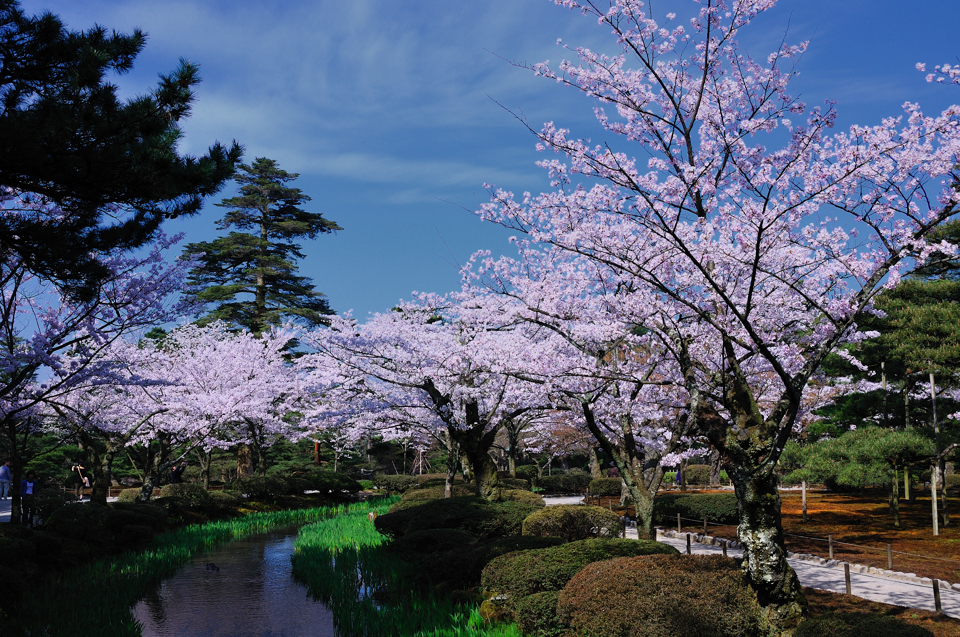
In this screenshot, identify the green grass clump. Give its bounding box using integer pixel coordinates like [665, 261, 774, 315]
[292, 501, 520, 636]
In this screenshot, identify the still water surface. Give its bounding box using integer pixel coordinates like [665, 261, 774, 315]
[131, 530, 337, 637]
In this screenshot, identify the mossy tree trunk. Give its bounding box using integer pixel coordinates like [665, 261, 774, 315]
[138, 432, 173, 502]
[236, 443, 254, 479]
[449, 417, 501, 500]
[692, 339, 805, 635]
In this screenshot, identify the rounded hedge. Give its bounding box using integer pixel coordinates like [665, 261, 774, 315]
[159, 483, 211, 507]
[558, 554, 764, 637]
[387, 528, 477, 555]
[375, 496, 540, 541]
[537, 473, 591, 494]
[495, 489, 545, 507]
[589, 478, 623, 496]
[684, 464, 713, 485]
[44, 503, 109, 540]
[207, 490, 240, 507]
[400, 484, 475, 502]
[374, 474, 419, 493]
[514, 465, 539, 483]
[522, 505, 623, 541]
[481, 537, 678, 600]
[513, 591, 565, 637]
[117, 488, 142, 503]
[654, 492, 739, 525]
[235, 475, 288, 499]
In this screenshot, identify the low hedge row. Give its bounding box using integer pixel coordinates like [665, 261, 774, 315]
[588, 478, 623, 496]
[522, 505, 623, 541]
[654, 492, 739, 525]
[537, 473, 591, 494]
[373, 474, 420, 493]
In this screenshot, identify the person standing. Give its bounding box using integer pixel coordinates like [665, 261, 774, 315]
[71, 463, 88, 501]
[0, 460, 11, 499]
[170, 462, 186, 484]
[21, 471, 38, 526]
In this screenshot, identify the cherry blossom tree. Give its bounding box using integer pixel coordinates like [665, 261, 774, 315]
[477, 0, 960, 629]
[1, 235, 190, 520]
[301, 297, 556, 499]
[103, 322, 301, 497]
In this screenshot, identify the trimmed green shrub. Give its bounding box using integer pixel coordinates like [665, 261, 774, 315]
[416, 472, 449, 484]
[404, 535, 567, 592]
[117, 488, 141, 503]
[654, 492, 739, 525]
[207, 490, 240, 507]
[111, 502, 168, 526]
[0, 537, 35, 565]
[375, 496, 540, 541]
[159, 483, 211, 507]
[44, 503, 109, 540]
[589, 478, 623, 496]
[495, 489, 545, 507]
[118, 524, 154, 546]
[375, 474, 420, 493]
[684, 464, 713, 485]
[558, 554, 763, 637]
[515, 465, 539, 483]
[522, 505, 623, 541]
[283, 475, 313, 495]
[235, 475, 289, 499]
[499, 476, 532, 491]
[104, 509, 162, 534]
[304, 471, 362, 493]
[400, 484, 475, 501]
[482, 538, 678, 600]
[537, 473, 592, 493]
[32, 491, 76, 521]
[513, 591, 565, 637]
[387, 528, 477, 555]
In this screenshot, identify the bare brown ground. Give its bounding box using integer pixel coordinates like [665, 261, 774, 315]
[596, 486, 960, 583]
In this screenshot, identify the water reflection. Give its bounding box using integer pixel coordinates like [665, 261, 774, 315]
[132, 531, 337, 637]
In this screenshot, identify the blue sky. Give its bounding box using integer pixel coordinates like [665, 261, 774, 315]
[20, 0, 960, 320]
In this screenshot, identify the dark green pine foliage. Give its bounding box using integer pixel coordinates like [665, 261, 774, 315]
[818, 219, 960, 431]
[182, 158, 341, 333]
[0, 1, 242, 299]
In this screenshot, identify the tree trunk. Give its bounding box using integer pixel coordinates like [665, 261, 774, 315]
[731, 467, 806, 632]
[449, 423, 501, 500]
[709, 448, 722, 487]
[194, 448, 213, 490]
[589, 447, 603, 480]
[236, 443, 254, 479]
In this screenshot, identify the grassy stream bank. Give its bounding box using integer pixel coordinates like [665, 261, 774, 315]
[291, 498, 520, 637]
[12, 504, 349, 636]
[13, 497, 519, 637]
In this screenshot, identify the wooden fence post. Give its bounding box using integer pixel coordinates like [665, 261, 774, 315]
[844, 563, 851, 595]
[934, 579, 943, 614]
[686, 533, 691, 555]
[828, 535, 834, 560]
[887, 544, 893, 570]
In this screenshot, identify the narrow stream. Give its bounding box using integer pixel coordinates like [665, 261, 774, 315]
[131, 530, 337, 637]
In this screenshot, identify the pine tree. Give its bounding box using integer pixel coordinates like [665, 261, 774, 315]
[0, 1, 242, 298]
[182, 157, 341, 334]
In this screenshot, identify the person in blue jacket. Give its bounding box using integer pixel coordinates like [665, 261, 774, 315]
[21, 471, 38, 526]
